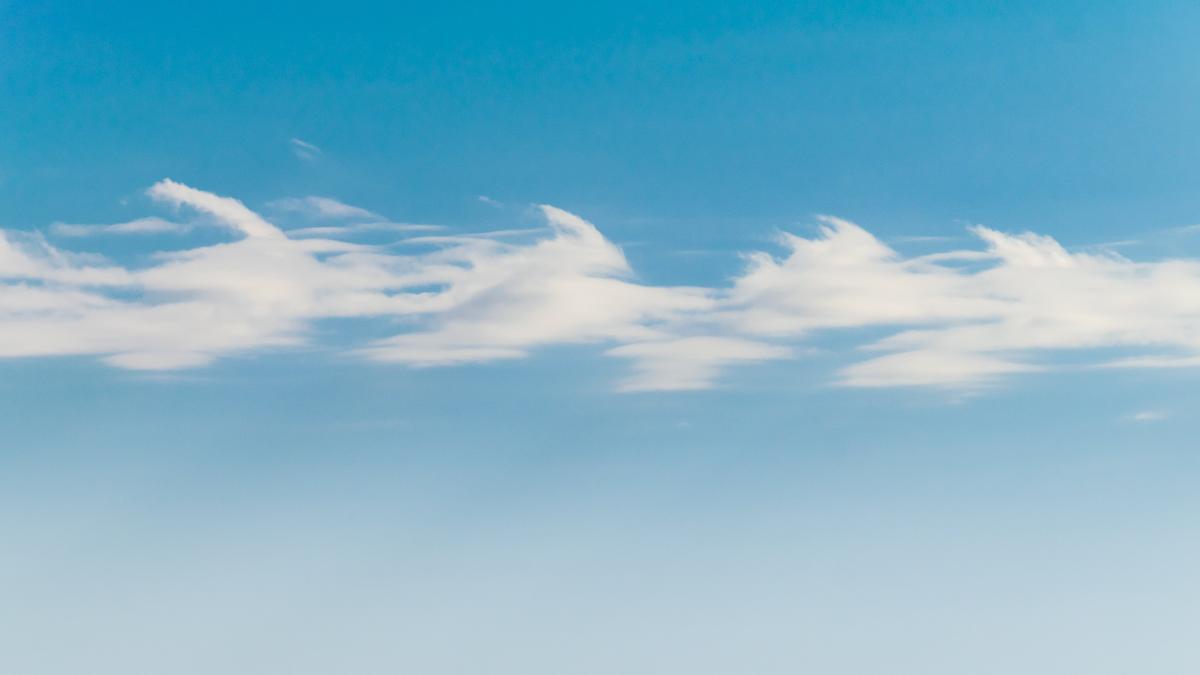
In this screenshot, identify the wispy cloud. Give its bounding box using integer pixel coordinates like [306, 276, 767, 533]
[269, 196, 377, 220]
[0, 182, 714, 385]
[887, 235, 960, 244]
[1127, 410, 1170, 422]
[358, 205, 714, 368]
[287, 222, 445, 237]
[713, 217, 1200, 388]
[13, 183, 1200, 392]
[477, 195, 503, 208]
[148, 179, 282, 239]
[390, 228, 545, 244]
[289, 137, 322, 161]
[607, 337, 790, 392]
[267, 196, 445, 238]
[49, 217, 191, 237]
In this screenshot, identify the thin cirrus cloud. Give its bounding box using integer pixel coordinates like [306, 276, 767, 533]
[287, 222, 446, 238]
[267, 196, 445, 237]
[6, 179, 1200, 391]
[269, 196, 378, 220]
[49, 216, 192, 237]
[289, 137, 322, 161]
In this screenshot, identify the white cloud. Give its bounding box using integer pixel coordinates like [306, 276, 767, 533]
[49, 217, 191, 237]
[0, 184, 710, 388]
[838, 350, 1039, 389]
[1127, 410, 1170, 422]
[719, 217, 1002, 337]
[357, 205, 713, 367]
[0, 230, 133, 286]
[290, 137, 321, 161]
[10, 183, 1200, 393]
[147, 179, 283, 239]
[269, 196, 378, 220]
[267, 196, 447, 238]
[716, 217, 1200, 388]
[287, 222, 444, 238]
[607, 337, 790, 391]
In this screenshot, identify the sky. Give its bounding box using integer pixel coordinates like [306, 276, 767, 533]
[5, 1, 1200, 672]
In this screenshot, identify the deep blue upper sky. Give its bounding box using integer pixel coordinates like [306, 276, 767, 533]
[8, 1, 1200, 245]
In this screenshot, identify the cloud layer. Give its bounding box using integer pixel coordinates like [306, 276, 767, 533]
[4, 180, 1200, 391]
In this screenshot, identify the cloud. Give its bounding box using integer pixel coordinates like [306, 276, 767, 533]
[357, 205, 712, 367]
[0, 183, 712, 388]
[0, 230, 132, 286]
[49, 217, 191, 237]
[287, 222, 444, 238]
[838, 350, 1039, 389]
[11, 183, 1200, 393]
[290, 137, 322, 161]
[267, 196, 448, 239]
[607, 337, 790, 391]
[269, 196, 378, 220]
[147, 179, 283, 239]
[714, 217, 1200, 388]
[1127, 410, 1170, 422]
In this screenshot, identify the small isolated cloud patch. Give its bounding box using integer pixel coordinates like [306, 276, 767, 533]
[1127, 410, 1169, 422]
[290, 138, 322, 161]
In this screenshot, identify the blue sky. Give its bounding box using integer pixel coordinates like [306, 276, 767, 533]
[5, 1, 1200, 672]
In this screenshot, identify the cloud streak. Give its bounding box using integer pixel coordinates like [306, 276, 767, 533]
[7, 181, 1200, 391]
[1127, 410, 1169, 422]
[49, 217, 192, 237]
[269, 196, 378, 220]
[289, 137, 321, 161]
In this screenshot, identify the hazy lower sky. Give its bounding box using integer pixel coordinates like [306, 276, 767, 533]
[5, 2, 1200, 673]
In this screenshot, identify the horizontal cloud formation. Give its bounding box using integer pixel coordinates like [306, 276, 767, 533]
[3, 180, 1200, 390]
[49, 216, 192, 237]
